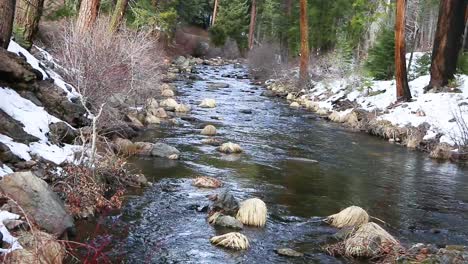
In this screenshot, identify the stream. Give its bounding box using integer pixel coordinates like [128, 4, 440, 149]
[77, 64, 468, 263]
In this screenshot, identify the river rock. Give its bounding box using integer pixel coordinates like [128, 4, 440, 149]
[134, 142, 153, 156]
[240, 109, 252, 114]
[145, 114, 161, 124]
[211, 190, 239, 216]
[202, 138, 223, 146]
[48, 122, 77, 144]
[175, 104, 191, 113]
[0, 171, 74, 236]
[154, 107, 168, 118]
[161, 89, 175, 97]
[429, 143, 453, 160]
[192, 176, 222, 188]
[126, 113, 144, 128]
[275, 248, 304, 257]
[207, 82, 229, 89]
[290, 102, 300, 108]
[199, 99, 216, 108]
[215, 214, 243, 229]
[160, 98, 179, 110]
[201, 125, 217, 136]
[151, 143, 180, 159]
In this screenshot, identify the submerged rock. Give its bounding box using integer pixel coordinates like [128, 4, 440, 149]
[275, 248, 304, 257]
[215, 214, 243, 229]
[0, 171, 74, 236]
[151, 143, 180, 159]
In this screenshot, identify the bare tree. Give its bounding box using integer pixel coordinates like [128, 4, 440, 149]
[0, 0, 16, 49]
[109, 0, 129, 32]
[212, 0, 219, 26]
[395, 0, 412, 101]
[299, 0, 309, 86]
[13, 0, 44, 49]
[425, 0, 467, 92]
[76, 0, 100, 34]
[248, 0, 257, 50]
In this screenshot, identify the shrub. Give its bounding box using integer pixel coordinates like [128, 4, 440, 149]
[209, 26, 227, 46]
[365, 26, 395, 80]
[247, 43, 282, 80]
[54, 18, 165, 128]
[457, 52, 468, 75]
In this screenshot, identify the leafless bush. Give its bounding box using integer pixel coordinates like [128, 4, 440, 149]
[309, 51, 354, 81]
[450, 106, 468, 152]
[247, 43, 285, 80]
[53, 18, 165, 125]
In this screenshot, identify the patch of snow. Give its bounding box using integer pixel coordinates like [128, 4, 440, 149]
[30, 143, 79, 165]
[0, 211, 22, 254]
[0, 164, 13, 177]
[7, 41, 47, 79]
[34, 46, 80, 100]
[0, 87, 61, 141]
[0, 135, 32, 161]
[305, 70, 468, 147]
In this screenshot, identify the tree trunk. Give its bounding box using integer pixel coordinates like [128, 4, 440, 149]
[211, 0, 219, 26]
[13, 0, 44, 50]
[0, 0, 16, 49]
[76, 0, 100, 34]
[280, 0, 292, 63]
[299, 0, 309, 86]
[248, 0, 257, 50]
[395, 0, 412, 101]
[426, 0, 467, 91]
[109, 0, 128, 32]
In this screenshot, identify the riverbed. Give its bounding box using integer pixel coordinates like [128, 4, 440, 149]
[77, 63, 468, 263]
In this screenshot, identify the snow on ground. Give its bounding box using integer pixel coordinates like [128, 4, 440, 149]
[305, 72, 468, 147]
[1, 41, 82, 167]
[0, 211, 22, 254]
[7, 41, 80, 100]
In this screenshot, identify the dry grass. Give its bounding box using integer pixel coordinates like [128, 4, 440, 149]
[218, 142, 243, 154]
[201, 125, 217, 136]
[236, 198, 267, 227]
[210, 232, 249, 250]
[192, 176, 223, 189]
[344, 222, 400, 258]
[325, 206, 369, 228]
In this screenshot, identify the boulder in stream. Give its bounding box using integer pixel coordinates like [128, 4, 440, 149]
[199, 99, 216, 108]
[151, 143, 180, 159]
[211, 190, 239, 216]
[201, 125, 217, 136]
[161, 89, 175, 97]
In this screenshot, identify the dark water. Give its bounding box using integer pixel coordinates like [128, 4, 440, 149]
[81, 64, 468, 263]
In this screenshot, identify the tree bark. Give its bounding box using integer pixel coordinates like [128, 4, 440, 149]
[299, 0, 309, 86]
[248, 0, 257, 50]
[395, 0, 412, 101]
[76, 0, 100, 34]
[211, 0, 219, 26]
[0, 0, 16, 49]
[109, 0, 128, 32]
[426, 0, 467, 91]
[280, 0, 292, 63]
[13, 0, 44, 50]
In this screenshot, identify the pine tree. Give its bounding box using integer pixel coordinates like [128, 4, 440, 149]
[76, 0, 100, 34]
[425, 0, 467, 91]
[299, 0, 309, 85]
[109, 0, 129, 32]
[248, 0, 257, 50]
[395, 0, 411, 101]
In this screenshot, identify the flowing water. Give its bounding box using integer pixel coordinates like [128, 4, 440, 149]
[78, 64, 468, 263]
